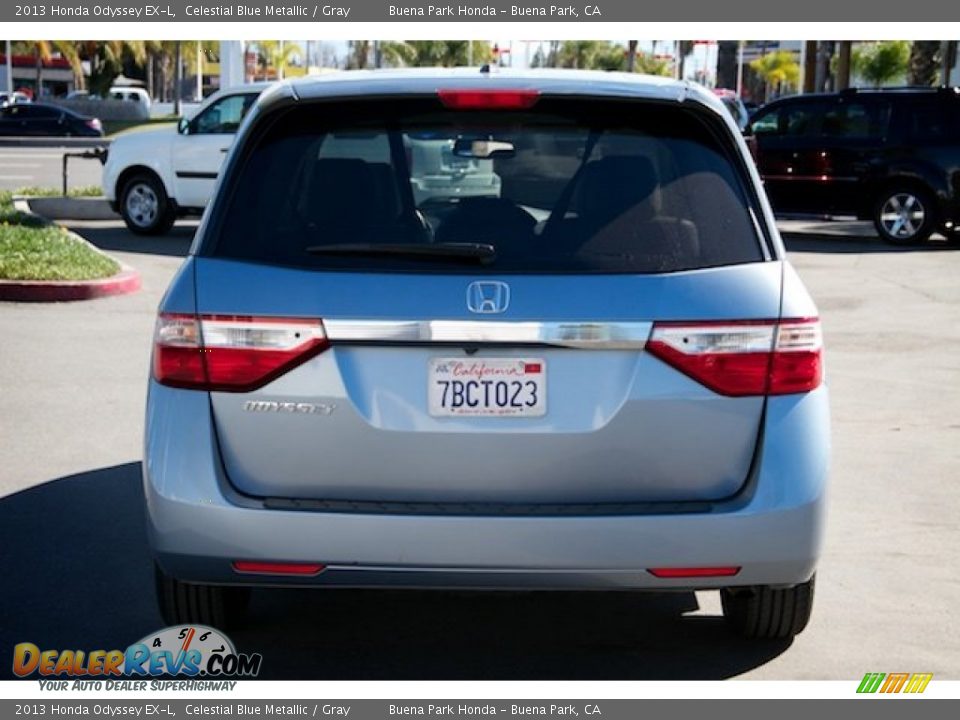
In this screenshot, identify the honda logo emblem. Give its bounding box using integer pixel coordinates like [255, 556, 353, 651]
[466, 281, 510, 314]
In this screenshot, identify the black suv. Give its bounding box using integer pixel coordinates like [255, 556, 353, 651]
[749, 87, 960, 244]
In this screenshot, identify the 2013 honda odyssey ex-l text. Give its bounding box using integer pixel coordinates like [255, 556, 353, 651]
[146, 69, 829, 640]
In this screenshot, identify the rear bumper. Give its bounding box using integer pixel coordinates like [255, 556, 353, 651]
[144, 382, 830, 590]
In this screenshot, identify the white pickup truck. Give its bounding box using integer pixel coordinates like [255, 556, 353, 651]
[103, 82, 270, 235]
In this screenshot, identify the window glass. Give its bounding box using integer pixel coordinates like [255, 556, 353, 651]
[900, 99, 952, 141]
[209, 98, 764, 275]
[822, 101, 890, 138]
[193, 93, 257, 135]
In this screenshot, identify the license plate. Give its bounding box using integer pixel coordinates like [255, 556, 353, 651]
[428, 358, 546, 417]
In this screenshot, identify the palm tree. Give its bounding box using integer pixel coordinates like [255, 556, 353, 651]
[852, 41, 909, 87]
[908, 41, 940, 86]
[835, 41, 853, 90]
[716, 41, 738, 88]
[347, 41, 371, 69]
[676, 41, 695, 79]
[374, 41, 493, 68]
[557, 41, 605, 69]
[750, 50, 800, 100]
[71, 40, 148, 96]
[255, 41, 302, 80]
[11, 41, 80, 97]
[626, 40, 638, 73]
[633, 52, 672, 77]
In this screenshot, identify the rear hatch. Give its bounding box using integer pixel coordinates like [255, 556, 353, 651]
[184, 92, 784, 506]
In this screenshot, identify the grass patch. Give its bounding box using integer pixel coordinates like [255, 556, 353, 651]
[0, 192, 119, 281]
[14, 185, 103, 198]
[104, 117, 178, 137]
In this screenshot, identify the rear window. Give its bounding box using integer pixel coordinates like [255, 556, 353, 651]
[208, 97, 765, 274]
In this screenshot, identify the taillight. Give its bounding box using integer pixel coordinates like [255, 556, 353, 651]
[437, 89, 540, 110]
[85, 118, 102, 131]
[153, 313, 329, 392]
[646, 318, 822, 397]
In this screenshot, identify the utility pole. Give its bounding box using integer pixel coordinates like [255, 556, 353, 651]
[802, 41, 817, 93]
[736, 41, 744, 96]
[4, 40, 12, 94]
[196, 41, 202, 100]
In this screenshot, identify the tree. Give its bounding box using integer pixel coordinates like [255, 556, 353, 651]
[908, 40, 941, 86]
[835, 41, 852, 91]
[716, 41, 738, 89]
[852, 41, 909, 88]
[255, 41, 302, 79]
[375, 41, 493, 68]
[556, 41, 605, 69]
[750, 50, 800, 100]
[626, 40, 638, 73]
[530, 46, 547, 69]
[347, 41, 371, 69]
[70, 41, 148, 96]
[633, 53, 672, 77]
[11, 41, 81, 97]
[676, 41, 695, 79]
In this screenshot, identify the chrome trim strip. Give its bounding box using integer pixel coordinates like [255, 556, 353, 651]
[323, 320, 652, 349]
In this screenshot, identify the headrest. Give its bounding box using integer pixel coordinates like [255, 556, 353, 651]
[576, 155, 660, 224]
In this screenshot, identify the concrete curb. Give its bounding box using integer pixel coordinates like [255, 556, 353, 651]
[22, 196, 119, 221]
[0, 201, 140, 303]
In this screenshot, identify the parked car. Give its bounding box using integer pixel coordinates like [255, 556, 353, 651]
[108, 86, 152, 111]
[0, 102, 103, 137]
[749, 86, 960, 244]
[713, 88, 750, 130]
[406, 131, 502, 206]
[146, 69, 829, 640]
[0, 91, 32, 107]
[102, 82, 270, 235]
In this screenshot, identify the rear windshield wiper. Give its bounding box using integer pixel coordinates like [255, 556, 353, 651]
[305, 242, 497, 265]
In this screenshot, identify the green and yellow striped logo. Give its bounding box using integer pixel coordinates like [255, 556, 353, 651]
[857, 672, 933, 694]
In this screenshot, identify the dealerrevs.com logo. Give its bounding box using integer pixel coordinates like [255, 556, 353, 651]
[13, 626, 262, 687]
[857, 672, 933, 694]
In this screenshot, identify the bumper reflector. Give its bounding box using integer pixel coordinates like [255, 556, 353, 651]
[232, 561, 326, 576]
[647, 566, 741, 578]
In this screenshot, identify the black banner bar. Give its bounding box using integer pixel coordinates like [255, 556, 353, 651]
[4, 0, 960, 22]
[0, 700, 957, 719]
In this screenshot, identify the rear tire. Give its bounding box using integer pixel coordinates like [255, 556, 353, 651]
[120, 173, 176, 236]
[154, 563, 250, 629]
[721, 575, 815, 639]
[872, 186, 937, 245]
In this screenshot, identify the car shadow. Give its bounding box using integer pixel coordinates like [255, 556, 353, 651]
[0, 463, 791, 680]
[64, 221, 195, 258]
[782, 232, 958, 254]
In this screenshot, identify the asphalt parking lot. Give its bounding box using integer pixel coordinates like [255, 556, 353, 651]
[1, 219, 958, 680]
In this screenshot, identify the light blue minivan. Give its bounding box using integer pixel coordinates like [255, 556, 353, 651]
[146, 69, 829, 639]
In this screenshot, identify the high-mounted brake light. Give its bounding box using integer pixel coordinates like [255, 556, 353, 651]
[232, 561, 326, 576]
[646, 318, 822, 397]
[153, 313, 329, 392]
[437, 89, 540, 110]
